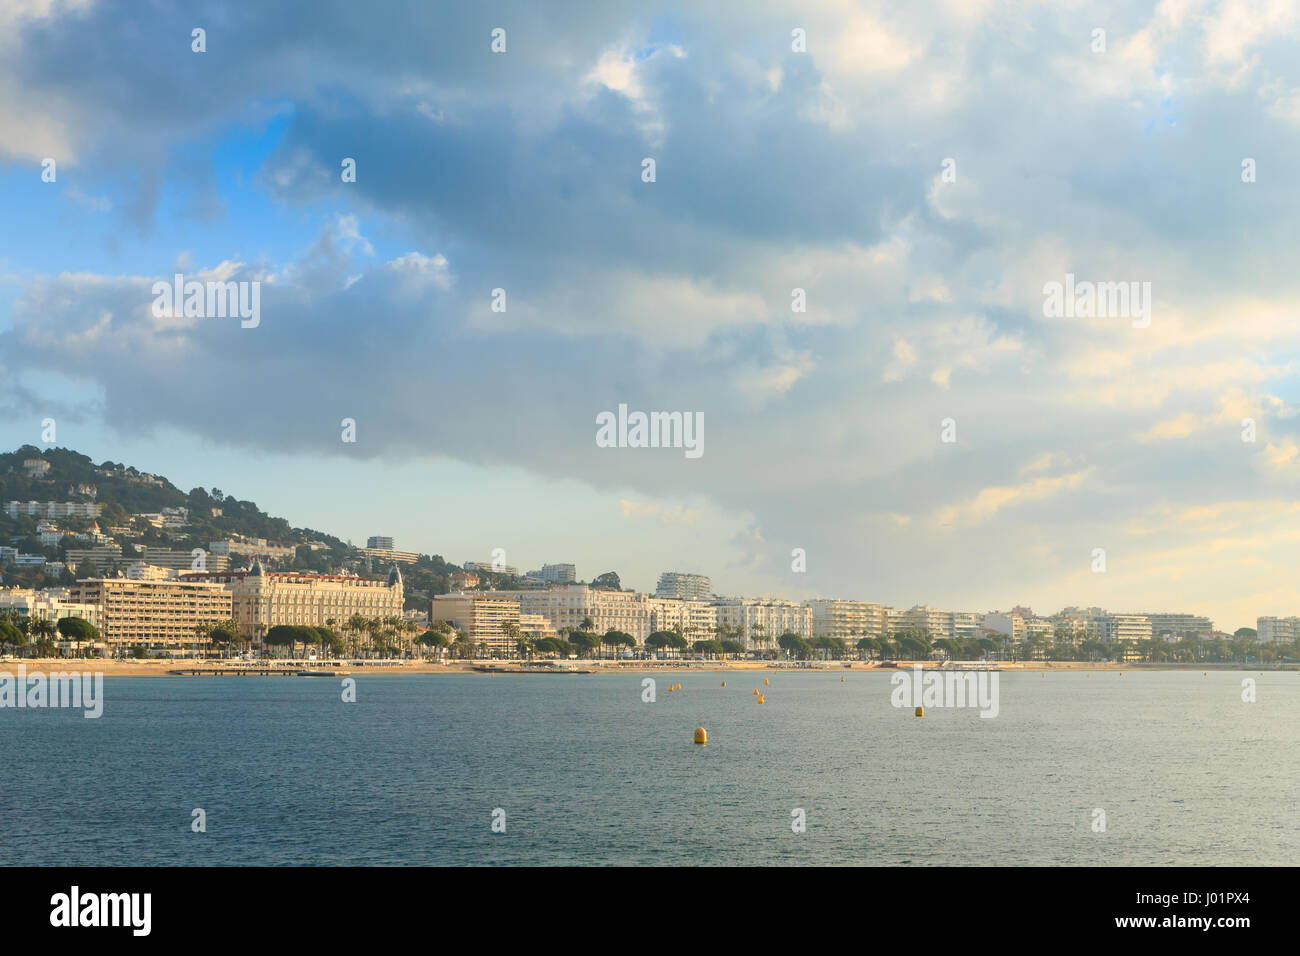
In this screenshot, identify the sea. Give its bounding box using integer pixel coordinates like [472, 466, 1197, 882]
[1, 670, 1295, 865]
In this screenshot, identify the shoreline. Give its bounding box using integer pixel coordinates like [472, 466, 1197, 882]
[0, 658, 1293, 677]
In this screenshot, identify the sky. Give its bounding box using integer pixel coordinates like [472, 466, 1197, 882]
[2, 0, 1300, 631]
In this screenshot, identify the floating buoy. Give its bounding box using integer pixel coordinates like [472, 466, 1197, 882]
[914, 706, 924, 717]
[753, 688, 759, 695]
[757, 694, 765, 704]
[764, 678, 770, 685]
[721, 681, 726, 686]
[694, 727, 707, 745]
[841, 676, 845, 682]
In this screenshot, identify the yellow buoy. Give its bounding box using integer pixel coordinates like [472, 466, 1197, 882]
[841, 676, 845, 682]
[753, 688, 759, 695]
[694, 727, 707, 745]
[764, 678, 770, 685]
[757, 694, 765, 704]
[914, 706, 924, 717]
[721, 681, 726, 686]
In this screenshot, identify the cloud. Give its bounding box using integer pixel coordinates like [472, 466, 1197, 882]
[7, 0, 1300, 630]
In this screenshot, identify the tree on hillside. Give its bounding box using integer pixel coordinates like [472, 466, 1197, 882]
[591, 571, 621, 591]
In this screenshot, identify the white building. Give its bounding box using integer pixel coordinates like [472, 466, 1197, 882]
[477, 585, 715, 644]
[526, 563, 577, 584]
[1144, 613, 1214, 641]
[804, 599, 888, 642]
[5, 500, 103, 519]
[982, 612, 1026, 642]
[1257, 617, 1300, 644]
[713, 598, 813, 648]
[1096, 615, 1153, 644]
[655, 571, 712, 602]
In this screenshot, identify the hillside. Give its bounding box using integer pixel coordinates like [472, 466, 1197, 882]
[0, 445, 462, 607]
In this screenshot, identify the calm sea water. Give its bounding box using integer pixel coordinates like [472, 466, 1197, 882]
[1, 671, 1295, 866]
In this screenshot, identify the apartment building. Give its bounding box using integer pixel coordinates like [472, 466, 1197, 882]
[803, 599, 888, 642]
[181, 562, 404, 636]
[1096, 614, 1153, 644]
[208, 537, 297, 562]
[430, 594, 523, 656]
[655, 571, 712, 601]
[1144, 613, 1214, 641]
[137, 547, 231, 573]
[464, 560, 520, 577]
[65, 544, 124, 568]
[712, 598, 814, 648]
[982, 612, 1026, 642]
[526, 563, 577, 584]
[951, 611, 983, 641]
[5, 500, 103, 519]
[476, 586, 646, 643]
[899, 605, 956, 641]
[357, 546, 420, 565]
[646, 597, 717, 642]
[518, 611, 558, 642]
[1257, 617, 1300, 644]
[69, 578, 232, 649]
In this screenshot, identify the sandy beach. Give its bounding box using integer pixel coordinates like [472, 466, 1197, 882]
[0, 657, 1291, 676]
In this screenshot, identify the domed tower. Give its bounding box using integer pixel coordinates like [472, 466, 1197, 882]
[387, 563, 404, 617]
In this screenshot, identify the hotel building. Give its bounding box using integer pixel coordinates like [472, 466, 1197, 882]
[181, 561, 404, 636]
[477, 585, 716, 644]
[0, 587, 100, 629]
[712, 598, 814, 648]
[69, 578, 232, 649]
[430, 594, 521, 657]
[646, 597, 717, 642]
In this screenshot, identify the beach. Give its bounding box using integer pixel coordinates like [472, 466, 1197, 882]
[0, 657, 1291, 676]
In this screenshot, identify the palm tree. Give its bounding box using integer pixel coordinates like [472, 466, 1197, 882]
[501, 621, 520, 659]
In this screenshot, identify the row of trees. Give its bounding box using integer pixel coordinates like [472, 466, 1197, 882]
[0, 610, 102, 658]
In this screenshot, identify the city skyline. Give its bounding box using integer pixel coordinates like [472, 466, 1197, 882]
[1, 441, 1284, 643]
